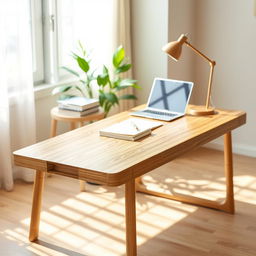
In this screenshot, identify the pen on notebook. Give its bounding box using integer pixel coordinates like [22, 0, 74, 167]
[130, 121, 140, 131]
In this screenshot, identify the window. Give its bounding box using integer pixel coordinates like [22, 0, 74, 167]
[30, 0, 44, 84]
[31, 0, 115, 85]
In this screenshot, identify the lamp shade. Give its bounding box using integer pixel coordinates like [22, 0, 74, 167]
[162, 34, 188, 61]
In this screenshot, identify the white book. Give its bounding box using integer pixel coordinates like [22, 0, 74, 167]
[99, 118, 163, 141]
[58, 107, 99, 117]
[58, 97, 99, 111]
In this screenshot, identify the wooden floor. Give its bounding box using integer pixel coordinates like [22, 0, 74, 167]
[1, 147, 256, 256]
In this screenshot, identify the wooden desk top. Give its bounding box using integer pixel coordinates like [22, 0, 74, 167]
[13, 105, 246, 186]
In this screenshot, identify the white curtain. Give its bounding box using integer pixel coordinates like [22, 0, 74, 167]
[114, 0, 135, 112]
[0, 0, 36, 191]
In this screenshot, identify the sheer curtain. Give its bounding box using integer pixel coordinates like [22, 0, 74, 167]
[114, 0, 135, 112]
[0, 0, 36, 191]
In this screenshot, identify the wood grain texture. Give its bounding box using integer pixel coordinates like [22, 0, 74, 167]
[135, 131, 235, 213]
[223, 132, 234, 213]
[29, 170, 45, 242]
[125, 179, 137, 256]
[1, 148, 256, 256]
[50, 119, 57, 137]
[13, 105, 246, 186]
[50, 107, 104, 191]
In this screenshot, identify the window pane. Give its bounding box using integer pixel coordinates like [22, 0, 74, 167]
[31, 0, 44, 84]
[57, 0, 115, 79]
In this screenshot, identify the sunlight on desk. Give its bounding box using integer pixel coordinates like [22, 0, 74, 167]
[2, 148, 256, 256]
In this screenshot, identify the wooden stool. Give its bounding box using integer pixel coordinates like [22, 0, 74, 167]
[50, 106, 105, 191]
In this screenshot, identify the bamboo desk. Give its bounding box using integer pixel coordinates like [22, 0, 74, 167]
[50, 107, 104, 191]
[13, 105, 246, 256]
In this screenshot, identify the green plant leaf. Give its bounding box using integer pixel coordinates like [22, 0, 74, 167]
[119, 94, 137, 100]
[61, 66, 80, 77]
[97, 66, 109, 86]
[113, 45, 125, 68]
[113, 77, 121, 88]
[71, 51, 79, 60]
[122, 79, 141, 89]
[104, 101, 112, 116]
[99, 91, 106, 106]
[87, 70, 96, 82]
[115, 64, 131, 74]
[78, 40, 86, 56]
[97, 74, 108, 86]
[131, 83, 141, 89]
[103, 65, 109, 75]
[115, 86, 128, 91]
[115, 79, 141, 91]
[74, 85, 86, 97]
[52, 85, 73, 95]
[119, 79, 137, 87]
[76, 56, 89, 72]
[105, 92, 119, 105]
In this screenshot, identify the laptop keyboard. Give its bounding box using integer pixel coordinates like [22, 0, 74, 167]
[142, 109, 177, 117]
[131, 109, 179, 121]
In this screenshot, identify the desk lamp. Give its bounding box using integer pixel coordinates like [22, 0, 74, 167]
[162, 34, 216, 116]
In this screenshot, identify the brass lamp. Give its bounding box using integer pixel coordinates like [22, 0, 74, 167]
[162, 34, 216, 116]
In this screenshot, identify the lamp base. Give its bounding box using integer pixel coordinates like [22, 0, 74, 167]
[188, 105, 215, 116]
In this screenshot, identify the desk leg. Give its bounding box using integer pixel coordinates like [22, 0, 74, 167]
[50, 119, 57, 137]
[136, 132, 235, 214]
[223, 131, 234, 213]
[70, 122, 76, 130]
[125, 179, 137, 256]
[48, 119, 57, 178]
[29, 170, 45, 242]
[78, 122, 86, 192]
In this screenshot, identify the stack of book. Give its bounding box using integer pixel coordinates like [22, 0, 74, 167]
[58, 97, 99, 117]
[99, 118, 163, 141]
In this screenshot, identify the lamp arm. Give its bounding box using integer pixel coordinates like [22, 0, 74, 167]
[206, 63, 215, 109]
[185, 41, 216, 109]
[185, 41, 215, 64]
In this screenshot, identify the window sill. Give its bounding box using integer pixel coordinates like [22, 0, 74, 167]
[34, 78, 79, 100]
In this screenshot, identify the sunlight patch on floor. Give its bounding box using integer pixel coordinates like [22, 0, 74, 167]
[3, 164, 256, 255]
[2, 186, 195, 256]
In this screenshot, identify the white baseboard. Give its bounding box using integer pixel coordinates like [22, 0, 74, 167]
[204, 142, 256, 158]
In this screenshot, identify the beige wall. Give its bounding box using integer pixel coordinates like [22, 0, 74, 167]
[168, 0, 196, 90]
[192, 0, 256, 156]
[131, 0, 169, 105]
[164, 0, 256, 156]
[35, 89, 68, 142]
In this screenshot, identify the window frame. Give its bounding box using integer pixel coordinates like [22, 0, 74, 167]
[30, 0, 45, 85]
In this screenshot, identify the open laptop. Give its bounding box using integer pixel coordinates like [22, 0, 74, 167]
[130, 78, 193, 121]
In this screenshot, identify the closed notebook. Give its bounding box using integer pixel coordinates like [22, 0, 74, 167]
[99, 118, 163, 141]
[58, 107, 99, 117]
[58, 97, 99, 111]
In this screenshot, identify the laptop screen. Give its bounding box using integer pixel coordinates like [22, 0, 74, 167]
[148, 79, 193, 113]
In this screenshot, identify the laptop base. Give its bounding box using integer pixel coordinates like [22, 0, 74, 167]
[130, 110, 181, 121]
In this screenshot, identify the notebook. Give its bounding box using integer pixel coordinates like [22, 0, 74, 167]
[99, 118, 163, 141]
[130, 78, 193, 121]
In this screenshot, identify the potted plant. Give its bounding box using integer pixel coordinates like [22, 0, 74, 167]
[52, 42, 95, 99]
[52, 43, 140, 117]
[97, 45, 140, 116]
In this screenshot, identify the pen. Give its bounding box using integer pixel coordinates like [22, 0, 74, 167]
[130, 121, 140, 131]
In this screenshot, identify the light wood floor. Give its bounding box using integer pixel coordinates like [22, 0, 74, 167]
[1, 147, 256, 256]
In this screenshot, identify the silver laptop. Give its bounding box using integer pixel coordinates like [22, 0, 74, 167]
[131, 78, 193, 121]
